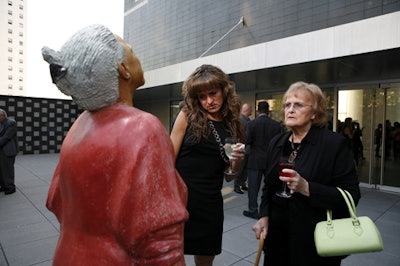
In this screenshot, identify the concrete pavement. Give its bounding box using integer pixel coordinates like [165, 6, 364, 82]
[0, 154, 399, 265]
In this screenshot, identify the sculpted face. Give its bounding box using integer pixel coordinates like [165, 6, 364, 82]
[115, 35, 145, 89]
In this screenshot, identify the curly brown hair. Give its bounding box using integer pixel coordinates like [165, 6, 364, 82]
[182, 64, 245, 142]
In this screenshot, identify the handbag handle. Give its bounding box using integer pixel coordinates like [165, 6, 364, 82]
[337, 188, 357, 219]
[326, 187, 363, 237]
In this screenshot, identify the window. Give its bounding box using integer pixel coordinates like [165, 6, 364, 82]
[8, 57, 12, 62]
[8, 75, 13, 80]
[8, 84, 13, 90]
[8, 19, 12, 25]
[8, 47, 13, 52]
[19, 4, 23, 10]
[19, 32, 23, 37]
[8, 0, 12, 6]
[19, 23, 23, 28]
[8, 38, 12, 43]
[19, 86, 23, 90]
[8, 29, 13, 34]
[19, 14, 23, 19]
[8, 66, 13, 71]
[8, 10, 12, 15]
[19, 41, 23, 46]
[19, 77, 23, 81]
[19, 68, 23, 73]
[19, 58, 23, 63]
[19, 50, 23, 55]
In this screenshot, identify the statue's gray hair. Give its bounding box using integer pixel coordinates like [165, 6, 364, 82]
[41, 24, 125, 111]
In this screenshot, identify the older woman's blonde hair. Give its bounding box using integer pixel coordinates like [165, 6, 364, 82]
[283, 81, 327, 127]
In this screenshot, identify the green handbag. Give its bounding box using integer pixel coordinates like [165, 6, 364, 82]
[314, 187, 383, 257]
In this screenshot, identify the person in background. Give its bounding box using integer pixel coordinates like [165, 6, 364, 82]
[393, 121, 400, 162]
[42, 24, 188, 265]
[234, 103, 252, 194]
[352, 121, 365, 164]
[341, 117, 355, 156]
[170, 64, 245, 266]
[385, 120, 393, 160]
[252, 81, 360, 266]
[0, 109, 18, 195]
[243, 101, 283, 219]
[375, 123, 383, 158]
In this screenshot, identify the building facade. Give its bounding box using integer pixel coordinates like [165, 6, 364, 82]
[124, 0, 400, 191]
[0, 0, 27, 96]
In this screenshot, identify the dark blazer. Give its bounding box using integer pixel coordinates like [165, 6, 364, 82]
[259, 126, 360, 265]
[245, 114, 282, 170]
[0, 118, 18, 157]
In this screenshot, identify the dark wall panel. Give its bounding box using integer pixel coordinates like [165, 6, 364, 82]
[0, 96, 81, 154]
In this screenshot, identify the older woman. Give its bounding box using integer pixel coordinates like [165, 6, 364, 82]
[252, 81, 360, 266]
[171, 64, 245, 266]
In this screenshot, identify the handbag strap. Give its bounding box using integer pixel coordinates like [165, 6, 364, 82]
[326, 188, 361, 229]
[337, 187, 357, 219]
[208, 120, 230, 165]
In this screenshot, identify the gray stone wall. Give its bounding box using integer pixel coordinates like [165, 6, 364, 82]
[124, 0, 400, 71]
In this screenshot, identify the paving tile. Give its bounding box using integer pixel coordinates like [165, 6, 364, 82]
[0, 220, 58, 247]
[3, 236, 58, 266]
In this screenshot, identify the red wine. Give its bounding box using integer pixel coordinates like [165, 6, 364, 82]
[279, 162, 295, 177]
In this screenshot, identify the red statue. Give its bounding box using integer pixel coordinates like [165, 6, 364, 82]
[42, 25, 188, 265]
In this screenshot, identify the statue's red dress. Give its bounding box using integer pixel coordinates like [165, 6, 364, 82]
[46, 103, 188, 265]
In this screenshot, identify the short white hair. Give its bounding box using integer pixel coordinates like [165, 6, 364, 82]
[42, 24, 125, 111]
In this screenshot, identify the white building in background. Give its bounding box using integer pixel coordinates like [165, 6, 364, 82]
[0, 0, 27, 96]
[1, 0, 123, 100]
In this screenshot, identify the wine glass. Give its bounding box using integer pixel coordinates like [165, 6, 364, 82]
[276, 157, 295, 198]
[224, 137, 238, 178]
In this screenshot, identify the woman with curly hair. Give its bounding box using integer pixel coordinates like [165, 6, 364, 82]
[171, 64, 245, 266]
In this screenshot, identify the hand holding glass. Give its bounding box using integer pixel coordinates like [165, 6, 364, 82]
[276, 159, 295, 198]
[224, 137, 238, 177]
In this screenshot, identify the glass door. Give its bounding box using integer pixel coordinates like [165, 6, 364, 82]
[338, 86, 400, 190]
[378, 86, 400, 188]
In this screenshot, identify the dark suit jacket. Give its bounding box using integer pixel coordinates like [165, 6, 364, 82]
[240, 113, 251, 154]
[0, 118, 18, 157]
[245, 114, 282, 170]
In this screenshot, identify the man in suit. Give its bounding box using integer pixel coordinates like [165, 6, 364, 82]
[0, 109, 18, 195]
[234, 103, 252, 194]
[243, 101, 283, 219]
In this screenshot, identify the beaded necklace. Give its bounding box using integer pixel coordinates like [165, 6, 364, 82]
[288, 134, 301, 163]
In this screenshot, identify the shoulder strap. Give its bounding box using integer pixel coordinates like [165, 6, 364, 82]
[208, 120, 230, 164]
